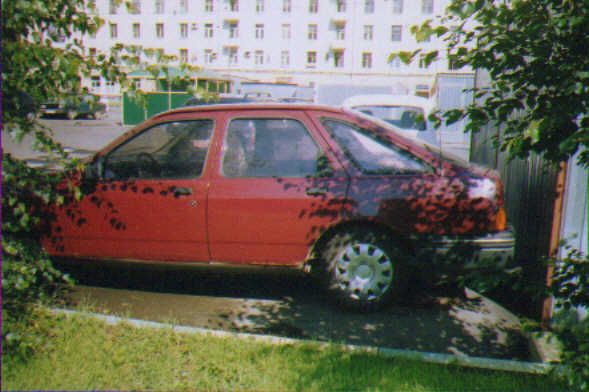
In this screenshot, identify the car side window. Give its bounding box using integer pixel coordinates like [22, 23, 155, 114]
[221, 118, 320, 178]
[103, 120, 213, 180]
[322, 119, 429, 174]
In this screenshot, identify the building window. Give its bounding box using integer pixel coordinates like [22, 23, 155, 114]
[255, 50, 264, 65]
[281, 50, 290, 67]
[255, 23, 264, 39]
[308, 24, 317, 40]
[306, 51, 317, 67]
[282, 24, 291, 40]
[392, 0, 403, 14]
[389, 56, 401, 69]
[109, 0, 118, 14]
[391, 25, 402, 41]
[128, 0, 141, 14]
[132, 23, 141, 38]
[256, 0, 264, 13]
[336, 0, 346, 12]
[179, 0, 188, 12]
[422, 0, 433, 14]
[179, 48, 188, 63]
[205, 23, 214, 38]
[205, 0, 213, 12]
[362, 52, 372, 68]
[205, 49, 215, 64]
[309, 0, 318, 13]
[333, 50, 344, 68]
[229, 22, 239, 38]
[364, 0, 374, 13]
[282, 0, 291, 13]
[419, 53, 431, 68]
[109, 23, 118, 38]
[335, 23, 345, 40]
[228, 47, 238, 65]
[155, 0, 165, 14]
[180, 23, 188, 38]
[91, 76, 101, 89]
[229, 0, 238, 11]
[363, 25, 373, 40]
[156, 23, 164, 38]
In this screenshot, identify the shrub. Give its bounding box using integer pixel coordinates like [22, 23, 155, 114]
[2, 235, 72, 359]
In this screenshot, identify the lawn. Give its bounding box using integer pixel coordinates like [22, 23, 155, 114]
[2, 309, 567, 391]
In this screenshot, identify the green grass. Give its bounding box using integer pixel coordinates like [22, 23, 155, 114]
[2, 309, 567, 391]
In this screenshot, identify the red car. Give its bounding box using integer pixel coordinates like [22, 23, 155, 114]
[43, 104, 515, 310]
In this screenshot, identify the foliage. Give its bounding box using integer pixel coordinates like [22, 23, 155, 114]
[1, 0, 201, 358]
[2, 238, 73, 359]
[390, 0, 589, 167]
[548, 246, 589, 391]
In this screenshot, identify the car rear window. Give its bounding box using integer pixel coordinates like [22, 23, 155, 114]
[321, 119, 431, 175]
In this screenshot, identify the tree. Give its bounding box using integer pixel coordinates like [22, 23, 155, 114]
[1, 0, 198, 357]
[390, 0, 589, 166]
[390, 2, 589, 389]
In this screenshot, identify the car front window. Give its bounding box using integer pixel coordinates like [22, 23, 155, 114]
[322, 119, 430, 175]
[103, 119, 213, 180]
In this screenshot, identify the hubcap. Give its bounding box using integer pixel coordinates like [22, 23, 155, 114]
[334, 243, 394, 302]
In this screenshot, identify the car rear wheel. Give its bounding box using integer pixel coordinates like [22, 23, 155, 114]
[321, 228, 405, 311]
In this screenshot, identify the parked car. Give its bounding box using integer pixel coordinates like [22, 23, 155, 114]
[43, 104, 514, 310]
[342, 94, 439, 146]
[40, 93, 107, 120]
[5, 91, 39, 121]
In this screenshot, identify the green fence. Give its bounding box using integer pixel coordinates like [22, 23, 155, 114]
[123, 92, 192, 126]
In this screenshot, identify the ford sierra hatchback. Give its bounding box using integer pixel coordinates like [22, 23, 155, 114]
[43, 104, 515, 310]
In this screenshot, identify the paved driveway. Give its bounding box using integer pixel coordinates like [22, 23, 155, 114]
[60, 260, 531, 361]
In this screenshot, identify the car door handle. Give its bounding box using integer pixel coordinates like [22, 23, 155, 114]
[306, 187, 326, 196]
[173, 187, 193, 197]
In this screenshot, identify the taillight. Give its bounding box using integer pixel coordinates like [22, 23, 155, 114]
[495, 206, 506, 231]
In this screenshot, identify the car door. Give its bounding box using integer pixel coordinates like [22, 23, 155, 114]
[46, 117, 215, 262]
[207, 110, 349, 266]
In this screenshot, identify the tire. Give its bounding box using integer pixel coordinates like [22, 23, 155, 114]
[321, 228, 406, 311]
[66, 110, 77, 120]
[91, 111, 105, 120]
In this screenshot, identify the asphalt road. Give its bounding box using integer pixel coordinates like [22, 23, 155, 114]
[4, 107, 532, 361]
[2, 106, 129, 163]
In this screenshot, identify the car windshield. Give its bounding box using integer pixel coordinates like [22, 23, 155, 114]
[350, 105, 427, 131]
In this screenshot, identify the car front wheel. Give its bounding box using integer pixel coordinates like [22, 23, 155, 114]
[321, 229, 405, 311]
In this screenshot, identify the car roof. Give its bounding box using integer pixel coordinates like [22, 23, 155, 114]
[152, 103, 345, 120]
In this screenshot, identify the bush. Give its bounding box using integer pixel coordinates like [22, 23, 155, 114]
[548, 246, 589, 391]
[2, 235, 72, 359]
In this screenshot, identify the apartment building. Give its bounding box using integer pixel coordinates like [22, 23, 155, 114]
[85, 0, 460, 97]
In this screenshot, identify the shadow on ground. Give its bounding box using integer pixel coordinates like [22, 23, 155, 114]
[58, 260, 532, 361]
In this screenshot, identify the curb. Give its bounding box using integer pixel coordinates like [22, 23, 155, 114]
[52, 308, 559, 376]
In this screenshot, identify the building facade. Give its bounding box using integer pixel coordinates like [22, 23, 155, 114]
[85, 0, 461, 97]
